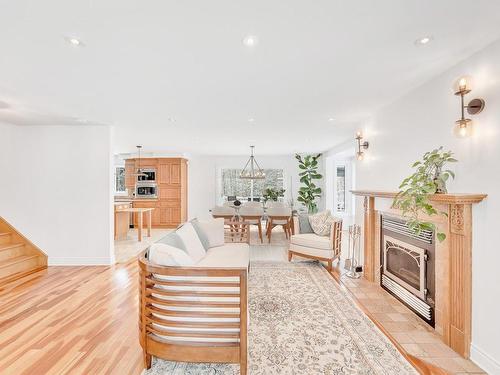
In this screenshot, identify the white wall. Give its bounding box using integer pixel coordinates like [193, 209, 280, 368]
[353, 39, 500, 373]
[0, 124, 114, 265]
[187, 154, 326, 220]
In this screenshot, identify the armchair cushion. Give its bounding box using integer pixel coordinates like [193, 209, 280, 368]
[290, 233, 331, 250]
[309, 210, 339, 236]
[297, 213, 314, 233]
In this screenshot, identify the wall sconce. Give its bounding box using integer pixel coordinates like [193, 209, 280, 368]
[453, 76, 485, 137]
[355, 131, 369, 160]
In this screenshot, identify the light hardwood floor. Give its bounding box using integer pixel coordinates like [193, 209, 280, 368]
[0, 262, 143, 375]
[0, 228, 483, 375]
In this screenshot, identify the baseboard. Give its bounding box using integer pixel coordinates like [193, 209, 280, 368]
[48, 257, 113, 266]
[470, 344, 500, 375]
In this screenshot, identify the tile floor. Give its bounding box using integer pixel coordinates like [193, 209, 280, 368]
[338, 275, 486, 374]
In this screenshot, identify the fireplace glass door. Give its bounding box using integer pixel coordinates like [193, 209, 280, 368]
[383, 235, 426, 300]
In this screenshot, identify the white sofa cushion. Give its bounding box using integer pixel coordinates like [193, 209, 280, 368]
[149, 243, 195, 266]
[290, 233, 331, 250]
[191, 218, 225, 249]
[176, 222, 206, 263]
[196, 243, 250, 268]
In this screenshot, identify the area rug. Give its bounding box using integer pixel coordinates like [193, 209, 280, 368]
[145, 261, 418, 375]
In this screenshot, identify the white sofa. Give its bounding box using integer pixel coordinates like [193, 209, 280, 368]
[138, 218, 249, 374]
[288, 215, 342, 272]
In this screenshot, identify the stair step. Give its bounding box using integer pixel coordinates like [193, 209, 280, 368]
[0, 243, 24, 251]
[0, 232, 13, 245]
[0, 255, 42, 281]
[0, 243, 27, 262]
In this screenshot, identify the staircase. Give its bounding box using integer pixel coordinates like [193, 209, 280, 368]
[0, 217, 47, 285]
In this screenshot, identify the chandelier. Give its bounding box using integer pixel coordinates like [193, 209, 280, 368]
[240, 146, 265, 180]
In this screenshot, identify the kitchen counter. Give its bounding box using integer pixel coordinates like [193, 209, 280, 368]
[114, 196, 158, 202]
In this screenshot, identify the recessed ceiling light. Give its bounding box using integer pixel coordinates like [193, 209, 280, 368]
[248, 118, 255, 122]
[168, 117, 175, 123]
[415, 36, 433, 46]
[243, 35, 258, 47]
[328, 117, 335, 122]
[64, 36, 84, 47]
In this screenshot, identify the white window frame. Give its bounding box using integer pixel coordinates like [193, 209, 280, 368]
[114, 165, 127, 194]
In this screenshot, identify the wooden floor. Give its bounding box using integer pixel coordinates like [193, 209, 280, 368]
[0, 261, 143, 375]
[0, 230, 481, 375]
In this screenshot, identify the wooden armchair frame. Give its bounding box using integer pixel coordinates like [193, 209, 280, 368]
[138, 225, 249, 374]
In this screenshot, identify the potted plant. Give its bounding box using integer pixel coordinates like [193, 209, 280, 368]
[263, 187, 285, 203]
[295, 153, 323, 213]
[392, 147, 457, 242]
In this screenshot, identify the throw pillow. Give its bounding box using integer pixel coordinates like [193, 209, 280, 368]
[149, 243, 195, 266]
[309, 210, 334, 236]
[176, 222, 207, 263]
[156, 231, 185, 250]
[191, 218, 225, 249]
[298, 213, 314, 234]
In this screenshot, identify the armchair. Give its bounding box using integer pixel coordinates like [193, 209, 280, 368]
[288, 216, 342, 272]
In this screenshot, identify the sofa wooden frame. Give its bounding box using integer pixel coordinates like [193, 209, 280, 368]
[138, 224, 249, 374]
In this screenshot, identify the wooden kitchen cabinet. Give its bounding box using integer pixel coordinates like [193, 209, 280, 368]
[125, 160, 136, 189]
[126, 157, 188, 228]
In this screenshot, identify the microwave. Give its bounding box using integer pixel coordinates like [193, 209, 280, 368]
[137, 168, 156, 182]
[135, 183, 158, 198]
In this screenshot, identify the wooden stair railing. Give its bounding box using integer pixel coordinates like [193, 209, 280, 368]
[0, 216, 47, 285]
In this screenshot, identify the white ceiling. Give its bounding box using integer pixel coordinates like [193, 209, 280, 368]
[1, 0, 500, 155]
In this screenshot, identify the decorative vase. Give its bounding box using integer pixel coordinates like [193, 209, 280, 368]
[234, 199, 242, 206]
[433, 165, 447, 194]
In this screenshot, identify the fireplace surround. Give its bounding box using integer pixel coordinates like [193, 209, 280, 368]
[352, 190, 487, 359]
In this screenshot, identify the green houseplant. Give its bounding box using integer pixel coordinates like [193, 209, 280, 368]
[392, 147, 457, 242]
[295, 153, 323, 213]
[263, 187, 285, 202]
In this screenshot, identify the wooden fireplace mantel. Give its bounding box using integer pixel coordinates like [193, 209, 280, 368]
[351, 190, 487, 358]
[351, 190, 487, 204]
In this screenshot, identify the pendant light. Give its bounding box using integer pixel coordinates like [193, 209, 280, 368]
[132, 145, 147, 177]
[240, 146, 265, 180]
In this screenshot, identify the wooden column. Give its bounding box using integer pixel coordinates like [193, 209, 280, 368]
[363, 196, 376, 282]
[447, 203, 473, 358]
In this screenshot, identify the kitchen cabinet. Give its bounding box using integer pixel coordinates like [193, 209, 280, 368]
[126, 157, 188, 228]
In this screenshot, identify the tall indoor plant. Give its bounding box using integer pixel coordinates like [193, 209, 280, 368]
[392, 147, 457, 242]
[295, 153, 323, 213]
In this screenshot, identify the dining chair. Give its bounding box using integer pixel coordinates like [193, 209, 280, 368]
[211, 205, 235, 220]
[239, 203, 265, 243]
[266, 203, 292, 242]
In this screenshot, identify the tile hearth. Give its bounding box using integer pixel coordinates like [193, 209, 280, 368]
[338, 274, 486, 374]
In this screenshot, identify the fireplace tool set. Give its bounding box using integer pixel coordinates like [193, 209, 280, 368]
[345, 224, 362, 279]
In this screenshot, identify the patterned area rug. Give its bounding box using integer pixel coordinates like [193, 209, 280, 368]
[146, 261, 418, 375]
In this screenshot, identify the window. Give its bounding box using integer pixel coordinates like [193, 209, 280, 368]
[336, 166, 346, 212]
[115, 166, 126, 193]
[221, 169, 284, 200]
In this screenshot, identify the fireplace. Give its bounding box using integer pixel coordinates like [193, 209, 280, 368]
[381, 216, 435, 326]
